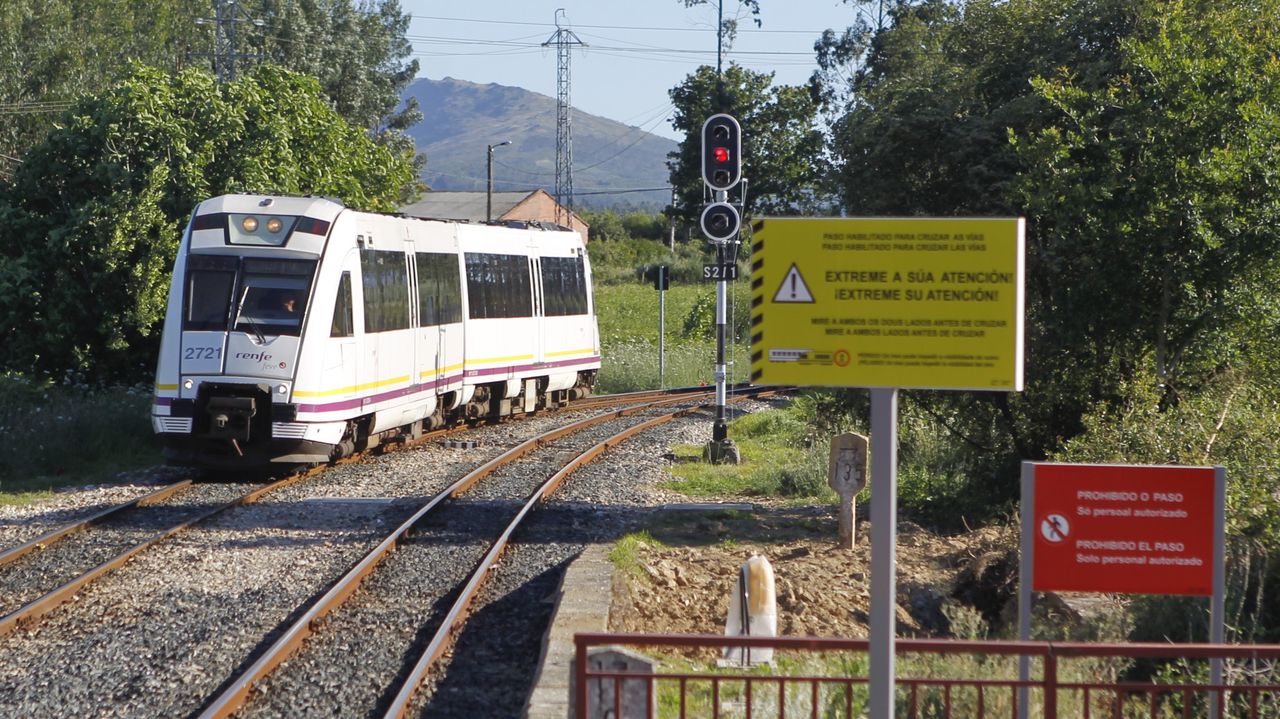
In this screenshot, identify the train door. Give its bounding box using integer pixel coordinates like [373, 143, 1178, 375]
[402, 230, 418, 387]
[414, 249, 463, 398]
[322, 251, 359, 407]
[528, 245, 546, 366]
[439, 249, 464, 397]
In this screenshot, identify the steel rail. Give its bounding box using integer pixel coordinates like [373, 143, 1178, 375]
[195, 390, 723, 719]
[0, 388, 714, 643]
[0, 480, 194, 568]
[381, 386, 781, 718]
[0, 472, 315, 637]
[570, 383, 756, 411]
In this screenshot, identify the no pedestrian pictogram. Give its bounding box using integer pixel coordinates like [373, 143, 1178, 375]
[1040, 514, 1069, 543]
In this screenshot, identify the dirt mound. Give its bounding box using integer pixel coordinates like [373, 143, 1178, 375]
[610, 504, 1012, 643]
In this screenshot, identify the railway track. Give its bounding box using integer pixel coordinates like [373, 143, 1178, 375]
[201, 389, 760, 718]
[0, 478, 306, 634]
[0, 388, 709, 638]
[0, 387, 778, 717]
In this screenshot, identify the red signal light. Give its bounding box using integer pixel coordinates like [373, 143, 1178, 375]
[714, 147, 730, 163]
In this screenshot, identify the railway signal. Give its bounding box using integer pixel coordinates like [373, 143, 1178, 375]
[698, 113, 743, 466]
[701, 114, 742, 191]
[700, 202, 741, 243]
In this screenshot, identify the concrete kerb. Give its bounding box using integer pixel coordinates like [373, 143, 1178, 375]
[523, 504, 759, 719]
[523, 544, 614, 719]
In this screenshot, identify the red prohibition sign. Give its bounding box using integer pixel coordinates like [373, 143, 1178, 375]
[833, 349, 851, 367]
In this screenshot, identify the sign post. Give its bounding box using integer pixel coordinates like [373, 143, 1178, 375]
[654, 266, 669, 388]
[751, 217, 1025, 718]
[828, 433, 869, 549]
[1018, 463, 1226, 717]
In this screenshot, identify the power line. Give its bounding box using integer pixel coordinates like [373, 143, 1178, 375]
[409, 14, 840, 35]
[0, 100, 77, 115]
[573, 186, 671, 196]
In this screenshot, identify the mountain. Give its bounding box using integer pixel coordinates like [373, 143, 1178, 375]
[400, 77, 677, 210]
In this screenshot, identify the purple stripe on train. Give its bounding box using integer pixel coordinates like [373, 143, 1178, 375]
[296, 355, 600, 414]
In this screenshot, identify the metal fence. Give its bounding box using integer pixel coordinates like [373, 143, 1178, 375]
[573, 632, 1280, 718]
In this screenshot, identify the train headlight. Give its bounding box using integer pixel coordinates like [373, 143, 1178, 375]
[241, 216, 259, 232]
[277, 384, 288, 395]
[183, 379, 194, 390]
[266, 217, 284, 233]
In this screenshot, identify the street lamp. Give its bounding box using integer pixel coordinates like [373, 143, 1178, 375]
[487, 140, 511, 222]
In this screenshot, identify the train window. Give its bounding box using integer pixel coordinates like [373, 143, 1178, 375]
[232, 259, 317, 338]
[185, 268, 236, 331]
[360, 249, 410, 332]
[331, 272, 354, 338]
[539, 256, 588, 316]
[465, 253, 532, 319]
[415, 252, 462, 326]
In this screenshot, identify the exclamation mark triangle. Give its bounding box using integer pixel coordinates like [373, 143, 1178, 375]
[772, 263, 815, 303]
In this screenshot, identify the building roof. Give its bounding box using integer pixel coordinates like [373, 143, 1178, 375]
[400, 191, 530, 223]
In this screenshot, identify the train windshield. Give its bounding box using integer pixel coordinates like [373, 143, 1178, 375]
[232, 259, 317, 337]
[183, 255, 316, 337]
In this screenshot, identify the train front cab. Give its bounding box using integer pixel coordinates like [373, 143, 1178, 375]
[152, 196, 344, 468]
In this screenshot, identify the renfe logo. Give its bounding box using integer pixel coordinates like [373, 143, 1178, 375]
[235, 351, 273, 362]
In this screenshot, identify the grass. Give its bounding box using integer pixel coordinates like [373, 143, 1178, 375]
[0, 374, 161, 500]
[662, 406, 840, 502]
[609, 530, 665, 582]
[593, 279, 754, 394]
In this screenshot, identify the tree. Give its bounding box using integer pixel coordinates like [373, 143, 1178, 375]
[827, 0, 1280, 512]
[1012, 0, 1280, 405]
[675, 0, 761, 53]
[810, 0, 914, 112]
[0, 0, 420, 180]
[0, 64, 416, 381]
[0, 0, 195, 176]
[252, 0, 422, 168]
[667, 64, 826, 225]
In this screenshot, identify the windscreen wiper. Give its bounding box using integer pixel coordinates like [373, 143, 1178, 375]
[234, 286, 266, 344]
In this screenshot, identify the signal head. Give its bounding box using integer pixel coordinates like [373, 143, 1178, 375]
[700, 202, 741, 243]
[701, 113, 742, 191]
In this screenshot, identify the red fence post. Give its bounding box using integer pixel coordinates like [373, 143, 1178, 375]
[575, 636, 588, 719]
[1044, 651, 1058, 719]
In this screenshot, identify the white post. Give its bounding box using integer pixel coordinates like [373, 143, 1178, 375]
[869, 387, 898, 718]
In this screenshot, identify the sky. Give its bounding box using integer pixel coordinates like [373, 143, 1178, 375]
[399, 1, 859, 140]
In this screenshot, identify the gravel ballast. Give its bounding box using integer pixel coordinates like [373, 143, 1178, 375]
[0, 397, 776, 718]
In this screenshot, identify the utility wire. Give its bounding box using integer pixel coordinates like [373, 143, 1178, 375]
[410, 14, 838, 35]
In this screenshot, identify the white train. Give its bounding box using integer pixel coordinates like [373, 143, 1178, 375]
[151, 194, 600, 468]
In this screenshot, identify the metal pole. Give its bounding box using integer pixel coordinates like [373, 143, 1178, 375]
[1210, 466, 1226, 717]
[486, 140, 509, 223]
[713, 241, 728, 441]
[1018, 462, 1034, 719]
[226, 0, 237, 82]
[659, 285, 666, 389]
[869, 387, 898, 719]
[669, 187, 677, 251]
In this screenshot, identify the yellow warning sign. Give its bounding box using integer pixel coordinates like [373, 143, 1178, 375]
[750, 217, 1024, 391]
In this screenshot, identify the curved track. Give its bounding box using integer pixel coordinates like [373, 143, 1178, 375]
[197, 391, 724, 718]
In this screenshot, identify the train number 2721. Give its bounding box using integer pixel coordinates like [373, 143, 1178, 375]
[184, 346, 222, 360]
